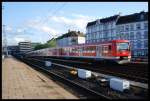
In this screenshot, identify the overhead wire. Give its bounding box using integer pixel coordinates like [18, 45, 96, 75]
[40, 2, 68, 38]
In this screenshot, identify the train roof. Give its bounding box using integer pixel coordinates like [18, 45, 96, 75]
[27, 40, 129, 54]
[59, 40, 130, 48]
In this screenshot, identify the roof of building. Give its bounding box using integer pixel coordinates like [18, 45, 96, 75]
[100, 15, 119, 23]
[116, 11, 148, 25]
[86, 21, 96, 27]
[86, 15, 119, 27]
[56, 30, 85, 40]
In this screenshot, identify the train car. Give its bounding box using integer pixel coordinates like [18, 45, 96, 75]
[26, 40, 131, 64]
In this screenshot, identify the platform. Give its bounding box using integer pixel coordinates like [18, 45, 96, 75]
[2, 57, 78, 99]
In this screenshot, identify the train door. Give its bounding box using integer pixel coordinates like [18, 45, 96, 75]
[96, 46, 100, 57]
[102, 45, 109, 57]
[101, 44, 112, 57]
[78, 47, 82, 56]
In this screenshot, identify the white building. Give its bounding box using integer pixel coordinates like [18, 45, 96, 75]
[56, 30, 85, 47]
[86, 11, 148, 58]
[86, 15, 120, 43]
[116, 11, 148, 58]
[19, 41, 32, 53]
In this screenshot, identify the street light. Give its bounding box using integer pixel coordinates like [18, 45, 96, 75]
[2, 6, 8, 57]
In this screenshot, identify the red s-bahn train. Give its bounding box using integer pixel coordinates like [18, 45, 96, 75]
[26, 40, 131, 64]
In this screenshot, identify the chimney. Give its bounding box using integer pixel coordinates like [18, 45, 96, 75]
[68, 29, 70, 32]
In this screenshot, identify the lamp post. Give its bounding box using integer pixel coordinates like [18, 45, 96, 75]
[2, 6, 8, 57]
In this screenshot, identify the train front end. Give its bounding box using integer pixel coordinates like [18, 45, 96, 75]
[113, 40, 131, 64]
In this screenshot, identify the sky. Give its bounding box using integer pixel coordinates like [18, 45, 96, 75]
[2, 2, 148, 45]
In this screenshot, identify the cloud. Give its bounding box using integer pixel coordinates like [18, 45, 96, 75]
[6, 26, 13, 32]
[41, 26, 58, 36]
[14, 37, 25, 42]
[26, 13, 95, 35]
[50, 14, 95, 32]
[6, 13, 96, 45]
[17, 28, 24, 33]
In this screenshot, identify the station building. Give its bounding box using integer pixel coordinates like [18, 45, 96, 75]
[86, 11, 148, 59]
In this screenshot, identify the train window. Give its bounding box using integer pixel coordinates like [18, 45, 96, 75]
[69, 48, 72, 52]
[108, 45, 111, 51]
[117, 42, 129, 50]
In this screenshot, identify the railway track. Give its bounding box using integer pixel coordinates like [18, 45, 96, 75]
[17, 57, 148, 99]
[28, 57, 148, 83]
[19, 57, 112, 99]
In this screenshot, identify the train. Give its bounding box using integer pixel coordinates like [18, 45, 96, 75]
[26, 40, 131, 64]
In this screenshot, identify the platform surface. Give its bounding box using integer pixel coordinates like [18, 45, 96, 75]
[2, 57, 78, 99]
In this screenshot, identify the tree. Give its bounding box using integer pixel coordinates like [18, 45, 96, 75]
[34, 38, 56, 50]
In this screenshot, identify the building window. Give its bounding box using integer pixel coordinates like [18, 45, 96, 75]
[134, 42, 137, 49]
[140, 14, 144, 20]
[89, 28, 91, 33]
[127, 33, 130, 40]
[125, 33, 128, 40]
[130, 24, 134, 31]
[106, 31, 109, 38]
[125, 25, 129, 31]
[91, 27, 93, 33]
[96, 25, 99, 32]
[112, 32, 116, 37]
[130, 32, 134, 40]
[101, 33, 103, 39]
[145, 50, 148, 56]
[110, 22, 113, 28]
[120, 33, 124, 39]
[144, 40, 148, 48]
[89, 34, 91, 40]
[108, 32, 111, 38]
[120, 25, 124, 32]
[137, 50, 143, 57]
[134, 51, 137, 56]
[136, 23, 141, 30]
[117, 26, 120, 32]
[130, 41, 134, 49]
[136, 40, 141, 49]
[103, 24, 107, 30]
[96, 32, 99, 39]
[136, 32, 141, 39]
[91, 33, 93, 39]
[99, 32, 101, 38]
[144, 31, 148, 39]
[86, 34, 88, 40]
[144, 22, 148, 29]
[94, 33, 97, 39]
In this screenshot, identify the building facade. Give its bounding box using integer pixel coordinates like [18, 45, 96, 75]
[116, 11, 148, 58]
[7, 45, 19, 55]
[86, 15, 120, 43]
[56, 30, 85, 47]
[18, 41, 32, 54]
[86, 11, 148, 58]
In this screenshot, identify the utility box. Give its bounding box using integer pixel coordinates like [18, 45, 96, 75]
[45, 61, 52, 67]
[110, 78, 130, 92]
[78, 69, 91, 79]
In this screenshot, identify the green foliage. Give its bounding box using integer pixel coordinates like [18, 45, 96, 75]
[34, 38, 56, 50]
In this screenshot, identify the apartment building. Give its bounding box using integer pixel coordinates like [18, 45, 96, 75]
[18, 41, 32, 53]
[86, 11, 148, 58]
[116, 11, 148, 58]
